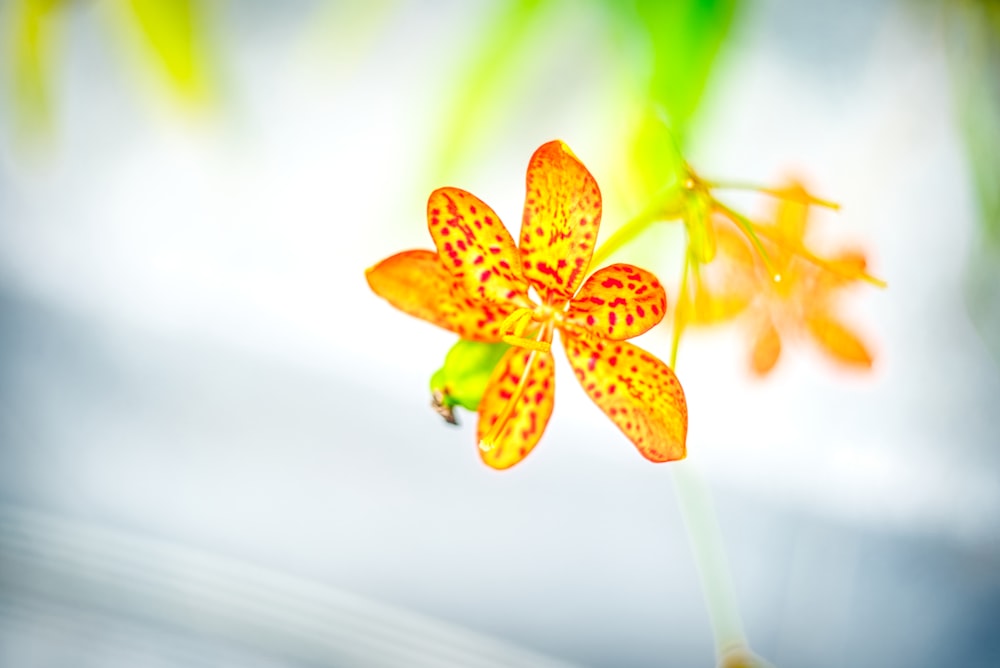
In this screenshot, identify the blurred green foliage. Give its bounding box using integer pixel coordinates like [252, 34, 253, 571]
[432, 0, 737, 195]
[126, 0, 210, 102]
[617, 0, 736, 146]
[9, 0, 63, 137]
[939, 0, 1000, 359]
[5, 0, 213, 145]
[945, 0, 1000, 249]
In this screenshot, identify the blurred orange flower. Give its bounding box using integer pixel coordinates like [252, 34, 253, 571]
[684, 183, 876, 375]
[367, 141, 687, 468]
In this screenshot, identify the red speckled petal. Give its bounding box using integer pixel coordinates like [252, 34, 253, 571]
[366, 250, 511, 342]
[562, 331, 687, 463]
[476, 346, 555, 469]
[427, 188, 529, 305]
[519, 141, 601, 302]
[565, 263, 667, 340]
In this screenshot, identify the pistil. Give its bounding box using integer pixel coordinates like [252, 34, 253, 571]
[479, 321, 553, 452]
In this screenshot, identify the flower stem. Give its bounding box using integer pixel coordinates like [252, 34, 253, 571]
[590, 211, 657, 268]
[669, 251, 690, 369]
[671, 461, 751, 665]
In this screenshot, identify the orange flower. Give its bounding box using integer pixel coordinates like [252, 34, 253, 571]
[688, 183, 876, 375]
[366, 141, 687, 468]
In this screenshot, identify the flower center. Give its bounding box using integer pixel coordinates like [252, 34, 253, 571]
[498, 302, 560, 353]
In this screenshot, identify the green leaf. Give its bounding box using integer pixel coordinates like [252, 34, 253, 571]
[430, 0, 552, 182]
[125, 0, 211, 102]
[607, 0, 737, 206]
[10, 0, 62, 139]
[629, 0, 738, 148]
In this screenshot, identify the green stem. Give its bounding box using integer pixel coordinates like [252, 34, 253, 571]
[670, 247, 761, 666]
[590, 184, 684, 268]
[590, 212, 656, 268]
[713, 200, 779, 280]
[671, 461, 750, 663]
[669, 250, 690, 368]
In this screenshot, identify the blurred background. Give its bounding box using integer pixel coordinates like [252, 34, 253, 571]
[1, 0, 999, 666]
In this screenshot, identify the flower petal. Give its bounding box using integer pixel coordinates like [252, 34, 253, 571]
[428, 187, 529, 305]
[519, 141, 601, 302]
[565, 263, 667, 340]
[562, 332, 687, 463]
[366, 250, 511, 342]
[816, 249, 869, 290]
[775, 182, 810, 243]
[750, 320, 781, 376]
[807, 314, 873, 369]
[476, 347, 555, 469]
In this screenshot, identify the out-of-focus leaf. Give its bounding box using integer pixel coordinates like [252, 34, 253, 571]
[608, 0, 737, 204]
[635, 0, 737, 146]
[431, 0, 551, 182]
[124, 0, 211, 102]
[9, 0, 63, 139]
[945, 0, 1000, 248]
[429, 339, 510, 424]
[942, 1, 1000, 360]
[627, 107, 687, 208]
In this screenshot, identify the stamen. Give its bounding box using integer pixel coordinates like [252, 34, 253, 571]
[499, 309, 533, 338]
[499, 307, 551, 353]
[714, 200, 780, 281]
[705, 181, 841, 210]
[753, 226, 888, 288]
[501, 335, 551, 352]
